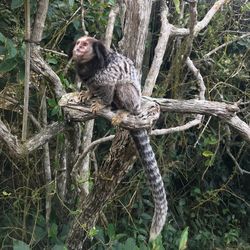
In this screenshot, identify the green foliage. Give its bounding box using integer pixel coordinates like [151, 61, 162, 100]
[11, 0, 23, 10]
[172, 0, 180, 14]
[178, 227, 189, 250]
[13, 240, 30, 250]
[0, 1, 249, 250]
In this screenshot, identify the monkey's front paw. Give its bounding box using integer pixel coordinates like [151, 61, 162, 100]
[91, 100, 106, 114]
[111, 112, 127, 126]
[79, 90, 92, 103]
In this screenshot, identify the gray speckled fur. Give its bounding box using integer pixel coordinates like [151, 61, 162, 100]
[76, 45, 168, 240]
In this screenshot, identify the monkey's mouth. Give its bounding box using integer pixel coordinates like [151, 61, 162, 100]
[73, 49, 84, 57]
[73, 50, 86, 62]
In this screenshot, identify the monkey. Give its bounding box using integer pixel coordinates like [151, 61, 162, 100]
[70, 36, 168, 241]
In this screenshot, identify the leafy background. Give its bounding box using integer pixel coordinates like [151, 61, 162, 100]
[0, 0, 249, 249]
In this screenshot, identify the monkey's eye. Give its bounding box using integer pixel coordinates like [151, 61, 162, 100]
[82, 42, 88, 46]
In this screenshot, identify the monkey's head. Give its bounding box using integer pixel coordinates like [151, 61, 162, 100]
[71, 36, 107, 67]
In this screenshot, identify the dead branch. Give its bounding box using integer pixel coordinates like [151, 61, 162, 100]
[104, 4, 119, 48]
[171, 0, 231, 36]
[59, 92, 160, 130]
[151, 118, 202, 136]
[22, 0, 31, 141]
[59, 93, 250, 143]
[203, 32, 250, 58]
[142, 0, 171, 96]
[0, 119, 67, 158]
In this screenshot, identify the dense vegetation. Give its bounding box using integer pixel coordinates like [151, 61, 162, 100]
[0, 0, 249, 249]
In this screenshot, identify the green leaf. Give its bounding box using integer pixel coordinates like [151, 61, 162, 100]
[6, 39, 17, 58]
[48, 223, 58, 239]
[51, 105, 60, 116]
[13, 240, 30, 250]
[124, 238, 138, 250]
[207, 137, 218, 145]
[52, 244, 67, 250]
[0, 58, 17, 73]
[33, 226, 47, 244]
[202, 150, 214, 158]
[241, 2, 250, 12]
[237, 38, 250, 48]
[68, 0, 74, 7]
[0, 32, 6, 43]
[47, 58, 58, 65]
[178, 227, 189, 250]
[11, 0, 24, 9]
[88, 227, 98, 237]
[2, 191, 11, 196]
[47, 98, 57, 107]
[173, 0, 180, 14]
[107, 224, 115, 239]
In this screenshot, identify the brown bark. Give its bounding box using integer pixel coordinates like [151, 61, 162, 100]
[67, 130, 136, 249]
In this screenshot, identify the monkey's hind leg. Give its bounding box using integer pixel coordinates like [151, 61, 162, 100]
[114, 81, 141, 115]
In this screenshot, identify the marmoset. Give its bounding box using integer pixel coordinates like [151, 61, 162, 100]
[70, 36, 168, 240]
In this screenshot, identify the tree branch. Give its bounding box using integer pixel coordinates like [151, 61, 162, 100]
[171, 0, 231, 36]
[203, 32, 250, 58]
[142, 0, 171, 96]
[31, 0, 49, 43]
[104, 4, 119, 48]
[59, 92, 160, 130]
[59, 93, 250, 143]
[22, 0, 31, 141]
[0, 119, 67, 158]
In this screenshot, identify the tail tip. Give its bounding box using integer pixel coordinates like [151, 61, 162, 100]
[149, 224, 163, 241]
[149, 231, 159, 242]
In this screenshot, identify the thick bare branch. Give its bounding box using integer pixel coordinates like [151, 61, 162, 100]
[41, 88, 52, 230]
[142, 0, 171, 96]
[59, 92, 160, 130]
[104, 4, 119, 48]
[118, 0, 153, 73]
[24, 121, 66, 152]
[194, 0, 231, 36]
[0, 120, 66, 159]
[59, 93, 250, 143]
[31, 48, 65, 98]
[31, 0, 49, 43]
[0, 119, 24, 157]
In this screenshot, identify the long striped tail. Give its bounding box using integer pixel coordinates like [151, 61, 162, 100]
[130, 129, 168, 241]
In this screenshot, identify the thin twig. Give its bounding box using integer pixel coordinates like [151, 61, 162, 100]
[204, 33, 250, 58]
[71, 135, 115, 177]
[80, 0, 89, 36]
[41, 87, 52, 231]
[151, 117, 202, 136]
[22, 0, 31, 141]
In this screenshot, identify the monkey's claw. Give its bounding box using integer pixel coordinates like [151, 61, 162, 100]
[111, 112, 127, 126]
[79, 90, 92, 103]
[91, 101, 105, 114]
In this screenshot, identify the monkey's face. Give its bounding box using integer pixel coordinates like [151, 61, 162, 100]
[72, 37, 96, 63]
